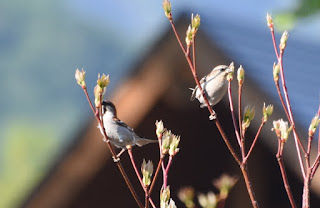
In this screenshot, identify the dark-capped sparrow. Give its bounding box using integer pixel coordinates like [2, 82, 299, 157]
[100, 101, 157, 160]
[190, 65, 232, 108]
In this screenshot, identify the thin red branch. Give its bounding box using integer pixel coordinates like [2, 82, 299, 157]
[269, 30, 279, 58]
[278, 54, 306, 178]
[244, 121, 265, 163]
[149, 157, 163, 196]
[127, 140, 157, 208]
[276, 140, 297, 208]
[238, 85, 244, 141]
[311, 154, 320, 179]
[240, 165, 259, 208]
[269, 29, 306, 178]
[127, 148, 145, 188]
[227, 81, 242, 148]
[170, 20, 187, 55]
[302, 173, 311, 208]
[192, 35, 197, 74]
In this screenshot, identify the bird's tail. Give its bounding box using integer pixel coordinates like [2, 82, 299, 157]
[135, 137, 158, 147]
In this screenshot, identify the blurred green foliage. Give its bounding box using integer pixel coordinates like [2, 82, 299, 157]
[274, 0, 320, 30]
[0, 120, 57, 208]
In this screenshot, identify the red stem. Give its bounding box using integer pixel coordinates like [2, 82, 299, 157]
[276, 140, 297, 208]
[270, 29, 279, 58]
[302, 172, 311, 208]
[170, 20, 187, 55]
[244, 121, 265, 163]
[127, 148, 144, 188]
[192, 35, 197, 73]
[311, 153, 320, 178]
[238, 84, 244, 141]
[227, 81, 242, 148]
[269, 29, 306, 178]
[149, 157, 163, 195]
[278, 53, 306, 178]
[240, 164, 259, 208]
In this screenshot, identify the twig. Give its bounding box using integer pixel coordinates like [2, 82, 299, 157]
[240, 165, 259, 208]
[276, 140, 297, 208]
[149, 157, 163, 196]
[269, 29, 306, 178]
[244, 121, 265, 163]
[227, 81, 242, 147]
[238, 84, 244, 141]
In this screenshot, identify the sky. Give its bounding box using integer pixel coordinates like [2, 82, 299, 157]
[65, 0, 320, 45]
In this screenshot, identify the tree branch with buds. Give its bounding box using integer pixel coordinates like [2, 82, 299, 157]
[75, 69, 144, 208]
[267, 13, 320, 208]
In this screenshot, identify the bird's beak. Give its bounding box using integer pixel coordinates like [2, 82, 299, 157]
[225, 67, 233, 74]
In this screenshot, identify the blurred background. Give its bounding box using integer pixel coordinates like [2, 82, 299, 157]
[0, 0, 319, 207]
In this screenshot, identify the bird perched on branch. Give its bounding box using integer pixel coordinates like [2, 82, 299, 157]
[100, 101, 157, 160]
[190, 64, 233, 108]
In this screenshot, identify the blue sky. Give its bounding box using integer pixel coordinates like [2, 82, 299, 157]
[65, 0, 320, 45]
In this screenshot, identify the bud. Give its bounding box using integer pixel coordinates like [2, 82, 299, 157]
[163, 0, 172, 20]
[94, 74, 109, 107]
[242, 106, 255, 131]
[97, 73, 110, 89]
[213, 174, 238, 199]
[169, 135, 180, 156]
[191, 13, 200, 34]
[280, 119, 292, 141]
[309, 115, 320, 137]
[178, 187, 195, 208]
[94, 85, 103, 108]
[272, 119, 282, 138]
[160, 186, 171, 208]
[237, 65, 245, 85]
[273, 62, 280, 82]
[262, 103, 273, 123]
[75, 68, 86, 88]
[185, 25, 193, 47]
[141, 159, 153, 187]
[279, 30, 289, 52]
[167, 199, 177, 208]
[226, 62, 234, 81]
[161, 131, 172, 155]
[266, 13, 273, 29]
[198, 192, 217, 208]
[272, 119, 292, 141]
[156, 120, 165, 138]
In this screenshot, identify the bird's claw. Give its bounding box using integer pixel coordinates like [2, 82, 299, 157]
[112, 156, 120, 163]
[209, 113, 216, 120]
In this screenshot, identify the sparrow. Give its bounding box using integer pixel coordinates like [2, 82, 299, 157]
[190, 65, 233, 108]
[100, 101, 158, 160]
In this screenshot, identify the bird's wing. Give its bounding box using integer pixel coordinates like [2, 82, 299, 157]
[113, 117, 134, 131]
[190, 75, 206, 101]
